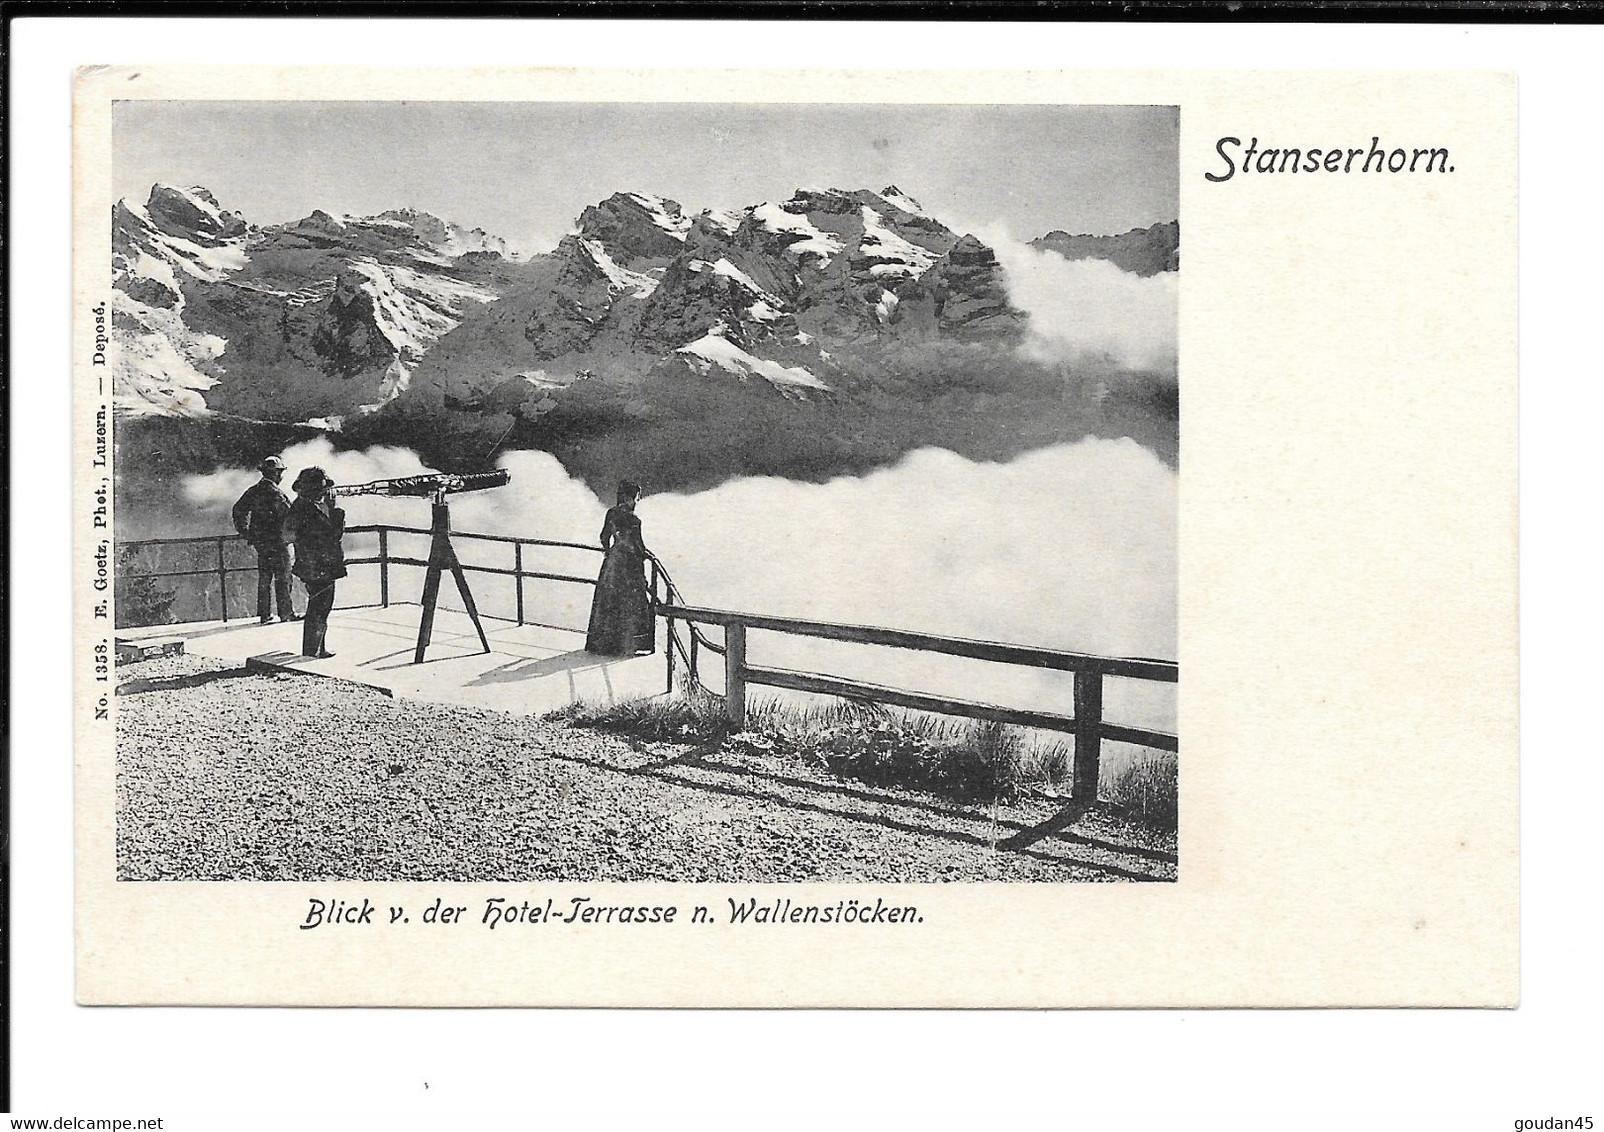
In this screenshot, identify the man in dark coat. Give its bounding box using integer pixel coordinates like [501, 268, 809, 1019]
[285, 466, 346, 659]
[231, 455, 298, 624]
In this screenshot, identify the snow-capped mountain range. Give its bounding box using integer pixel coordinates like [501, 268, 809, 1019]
[111, 184, 516, 421]
[109, 183, 1177, 426]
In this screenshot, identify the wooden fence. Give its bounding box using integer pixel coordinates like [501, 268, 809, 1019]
[657, 602, 1177, 847]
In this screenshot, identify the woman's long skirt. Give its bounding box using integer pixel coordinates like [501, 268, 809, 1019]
[585, 549, 655, 656]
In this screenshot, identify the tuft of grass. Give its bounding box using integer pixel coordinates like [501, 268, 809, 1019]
[552, 691, 1177, 828]
[545, 686, 734, 744]
[1099, 748, 1178, 831]
[732, 698, 1028, 803]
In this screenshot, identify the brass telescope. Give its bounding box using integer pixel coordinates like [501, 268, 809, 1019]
[329, 468, 512, 662]
[332, 469, 511, 499]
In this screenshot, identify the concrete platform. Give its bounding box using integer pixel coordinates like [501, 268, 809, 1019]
[116, 603, 671, 717]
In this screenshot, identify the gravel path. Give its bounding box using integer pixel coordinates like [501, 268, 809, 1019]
[116, 654, 1177, 883]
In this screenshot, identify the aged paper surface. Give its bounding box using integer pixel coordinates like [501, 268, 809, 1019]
[73, 64, 1516, 1007]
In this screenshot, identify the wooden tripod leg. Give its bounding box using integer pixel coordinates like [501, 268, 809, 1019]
[444, 542, 491, 654]
[414, 535, 447, 664]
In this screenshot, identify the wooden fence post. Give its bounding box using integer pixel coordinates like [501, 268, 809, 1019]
[379, 528, 390, 609]
[725, 622, 747, 728]
[1072, 669, 1104, 804]
[665, 615, 675, 693]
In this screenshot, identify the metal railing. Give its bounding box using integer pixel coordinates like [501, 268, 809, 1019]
[116, 532, 255, 623]
[341, 522, 601, 612]
[117, 525, 713, 695]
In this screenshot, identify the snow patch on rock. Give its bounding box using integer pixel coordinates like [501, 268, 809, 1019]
[876, 185, 927, 217]
[676, 331, 831, 393]
[625, 192, 692, 241]
[860, 206, 938, 279]
[580, 238, 660, 298]
[750, 202, 844, 264]
[345, 258, 499, 398]
[128, 249, 182, 295]
[110, 289, 226, 416]
[111, 192, 253, 412]
[119, 198, 250, 283]
[700, 207, 742, 235]
[690, 257, 784, 307]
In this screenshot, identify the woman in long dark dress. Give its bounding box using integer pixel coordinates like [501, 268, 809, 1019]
[285, 466, 346, 659]
[585, 480, 656, 656]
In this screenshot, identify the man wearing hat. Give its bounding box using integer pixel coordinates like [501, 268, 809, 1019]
[231, 455, 299, 624]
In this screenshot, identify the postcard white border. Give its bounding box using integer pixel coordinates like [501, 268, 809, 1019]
[65, 62, 1517, 1012]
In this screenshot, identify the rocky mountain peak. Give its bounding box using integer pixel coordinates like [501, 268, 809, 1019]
[877, 185, 924, 214]
[576, 191, 691, 263]
[1032, 220, 1180, 276]
[110, 183, 511, 420]
[369, 207, 509, 258]
[281, 204, 509, 261]
[144, 183, 249, 243]
[889, 233, 1026, 344]
[948, 233, 995, 260]
[781, 187, 864, 216]
[112, 185, 251, 305]
[296, 209, 347, 234]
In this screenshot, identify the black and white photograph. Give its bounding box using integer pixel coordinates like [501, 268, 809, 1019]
[107, 99, 1180, 885]
[28, 20, 1549, 1115]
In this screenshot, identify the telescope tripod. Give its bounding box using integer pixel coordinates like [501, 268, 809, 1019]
[414, 495, 491, 664]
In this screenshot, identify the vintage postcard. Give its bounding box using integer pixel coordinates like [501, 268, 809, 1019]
[73, 65, 1516, 1006]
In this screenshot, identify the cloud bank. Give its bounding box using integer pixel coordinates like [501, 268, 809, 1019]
[965, 223, 1178, 375]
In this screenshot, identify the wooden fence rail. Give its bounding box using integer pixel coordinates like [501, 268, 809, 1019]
[658, 601, 1178, 845]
